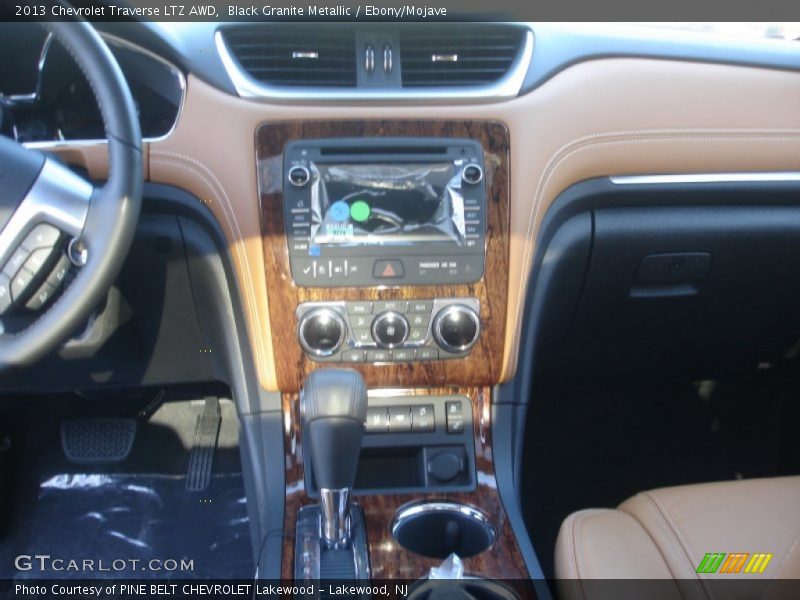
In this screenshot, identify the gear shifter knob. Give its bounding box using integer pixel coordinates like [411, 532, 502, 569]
[301, 369, 368, 547]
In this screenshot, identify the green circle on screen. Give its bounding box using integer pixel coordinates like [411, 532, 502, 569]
[350, 200, 371, 222]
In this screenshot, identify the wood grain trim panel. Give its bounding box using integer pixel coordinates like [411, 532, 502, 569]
[257, 121, 509, 393]
[46, 58, 799, 392]
[281, 387, 530, 581]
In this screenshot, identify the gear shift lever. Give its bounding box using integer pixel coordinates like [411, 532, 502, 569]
[301, 369, 368, 548]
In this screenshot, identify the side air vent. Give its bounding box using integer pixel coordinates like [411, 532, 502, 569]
[399, 25, 526, 87]
[220, 26, 357, 87]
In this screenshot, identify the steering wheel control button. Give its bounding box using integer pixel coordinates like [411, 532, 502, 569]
[297, 308, 345, 357]
[26, 281, 57, 311]
[0, 275, 11, 314]
[10, 268, 35, 301]
[2, 247, 30, 278]
[373, 259, 405, 279]
[22, 224, 61, 250]
[47, 254, 72, 287]
[288, 165, 311, 187]
[461, 164, 484, 185]
[24, 248, 53, 277]
[372, 311, 409, 348]
[433, 304, 481, 353]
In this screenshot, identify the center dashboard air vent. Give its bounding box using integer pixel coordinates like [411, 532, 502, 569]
[399, 25, 526, 87]
[220, 25, 357, 87]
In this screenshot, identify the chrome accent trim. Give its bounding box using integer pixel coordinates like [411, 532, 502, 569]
[371, 311, 409, 349]
[0, 160, 93, 268]
[365, 44, 375, 74]
[610, 172, 800, 185]
[462, 164, 484, 185]
[215, 26, 534, 103]
[432, 53, 459, 63]
[288, 165, 311, 187]
[391, 501, 496, 545]
[383, 44, 393, 74]
[297, 307, 346, 357]
[15, 33, 185, 148]
[432, 304, 481, 353]
[319, 487, 352, 549]
[293, 51, 319, 59]
[0, 33, 54, 107]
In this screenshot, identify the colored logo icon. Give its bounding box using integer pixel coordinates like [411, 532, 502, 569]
[696, 552, 773, 574]
[328, 201, 350, 222]
[350, 200, 371, 223]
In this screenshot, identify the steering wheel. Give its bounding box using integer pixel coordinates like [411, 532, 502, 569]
[0, 21, 142, 372]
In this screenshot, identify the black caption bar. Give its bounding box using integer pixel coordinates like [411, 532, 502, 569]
[2, 0, 800, 22]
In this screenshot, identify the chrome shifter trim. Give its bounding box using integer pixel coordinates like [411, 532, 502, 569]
[320, 487, 352, 549]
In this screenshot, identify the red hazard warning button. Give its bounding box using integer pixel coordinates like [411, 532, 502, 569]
[373, 259, 405, 279]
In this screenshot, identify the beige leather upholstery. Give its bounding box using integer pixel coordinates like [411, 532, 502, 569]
[555, 477, 800, 599]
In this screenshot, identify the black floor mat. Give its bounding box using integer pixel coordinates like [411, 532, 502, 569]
[521, 367, 800, 578]
[0, 391, 254, 580]
[0, 472, 252, 579]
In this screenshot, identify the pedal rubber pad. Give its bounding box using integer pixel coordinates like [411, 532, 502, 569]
[61, 419, 137, 465]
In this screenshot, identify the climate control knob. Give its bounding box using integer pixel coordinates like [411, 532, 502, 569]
[298, 308, 345, 357]
[432, 305, 480, 353]
[371, 311, 409, 348]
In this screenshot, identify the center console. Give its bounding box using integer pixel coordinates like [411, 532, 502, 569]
[256, 120, 529, 586]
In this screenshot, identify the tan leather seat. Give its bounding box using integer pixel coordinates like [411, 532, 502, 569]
[555, 476, 800, 599]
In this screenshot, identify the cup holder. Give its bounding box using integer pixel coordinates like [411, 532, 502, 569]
[391, 502, 496, 559]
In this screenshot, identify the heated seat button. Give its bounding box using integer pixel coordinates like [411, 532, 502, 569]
[365, 407, 388, 433]
[388, 406, 412, 432]
[373, 259, 404, 279]
[411, 404, 435, 432]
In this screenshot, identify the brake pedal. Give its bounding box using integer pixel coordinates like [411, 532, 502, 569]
[61, 419, 136, 465]
[186, 397, 221, 492]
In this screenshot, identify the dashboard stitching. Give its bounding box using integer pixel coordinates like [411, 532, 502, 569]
[149, 150, 269, 384]
[512, 128, 800, 374]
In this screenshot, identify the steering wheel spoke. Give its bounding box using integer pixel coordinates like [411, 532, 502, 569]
[0, 151, 93, 317]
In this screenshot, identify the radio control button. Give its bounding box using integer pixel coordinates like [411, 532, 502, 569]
[288, 165, 310, 187]
[462, 164, 484, 185]
[373, 259, 404, 279]
[373, 300, 407, 313]
[372, 311, 409, 348]
[346, 301, 372, 316]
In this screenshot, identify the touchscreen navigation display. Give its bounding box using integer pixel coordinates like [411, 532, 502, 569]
[308, 162, 466, 249]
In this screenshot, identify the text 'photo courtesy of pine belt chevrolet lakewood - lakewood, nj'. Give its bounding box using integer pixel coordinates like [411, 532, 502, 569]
[1, 1, 800, 600]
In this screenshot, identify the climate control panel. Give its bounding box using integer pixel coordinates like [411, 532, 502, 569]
[296, 298, 480, 363]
